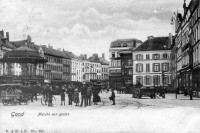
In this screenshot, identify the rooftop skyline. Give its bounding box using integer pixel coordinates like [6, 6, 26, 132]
[0, 0, 188, 60]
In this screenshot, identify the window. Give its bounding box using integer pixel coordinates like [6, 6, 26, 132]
[145, 76, 151, 85]
[136, 76, 143, 85]
[112, 52, 115, 58]
[163, 53, 168, 59]
[146, 64, 150, 72]
[128, 59, 132, 66]
[128, 69, 133, 75]
[163, 76, 169, 85]
[117, 60, 121, 67]
[153, 54, 160, 60]
[123, 43, 127, 47]
[153, 75, 160, 85]
[136, 64, 143, 72]
[153, 63, 160, 72]
[136, 54, 143, 60]
[146, 54, 150, 60]
[162, 63, 169, 72]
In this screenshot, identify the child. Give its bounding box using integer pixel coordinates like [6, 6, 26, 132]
[74, 88, 80, 106]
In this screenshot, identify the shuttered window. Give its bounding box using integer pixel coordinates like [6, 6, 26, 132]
[136, 76, 143, 85]
[144, 75, 151, 85]
[162, 63, 169, 72]
[153, 75, 160, 85]
[153, 63, 160, 72]
[146, 64, 150, 72]
[136, 63, 143, 72]
[153, 54, 160, 60]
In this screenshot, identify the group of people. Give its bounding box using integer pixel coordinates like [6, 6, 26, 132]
[41, 83, 116, 107]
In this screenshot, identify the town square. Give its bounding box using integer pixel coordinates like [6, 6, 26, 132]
[0, 0, 200, 133]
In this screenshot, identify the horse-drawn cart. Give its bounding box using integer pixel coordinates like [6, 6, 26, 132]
[0, 84, 30, 106]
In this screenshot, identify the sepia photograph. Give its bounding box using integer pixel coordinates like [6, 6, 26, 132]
[0, 0, 200, 133]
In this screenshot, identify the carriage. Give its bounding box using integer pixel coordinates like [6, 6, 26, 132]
[0, 84, 31, 106]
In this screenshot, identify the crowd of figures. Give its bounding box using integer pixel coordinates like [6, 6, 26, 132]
[40, 82, 115, 107]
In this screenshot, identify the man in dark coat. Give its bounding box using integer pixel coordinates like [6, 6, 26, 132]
[60, 85, 66, 106]
[80, 84, 87, 107]
[86, 85, 92, 106]
[109, 89, 115, 105]
[67, 84, 73, 105]
[189, 88, 193, 100]
[48, 86, 53, 107]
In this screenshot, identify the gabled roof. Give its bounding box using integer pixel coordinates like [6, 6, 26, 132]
[134, 36, 171, 51]
[10, 40, 26, 48]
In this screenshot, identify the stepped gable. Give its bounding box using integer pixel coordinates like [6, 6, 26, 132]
[134, 36, 171, 51]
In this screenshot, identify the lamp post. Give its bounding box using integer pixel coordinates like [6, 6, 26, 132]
[162, 70, 165, 98]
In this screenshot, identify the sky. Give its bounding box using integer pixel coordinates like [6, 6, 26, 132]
[0, 0, 189, 60]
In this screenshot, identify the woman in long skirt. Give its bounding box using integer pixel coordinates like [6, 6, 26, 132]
[93, 90, 101, 105]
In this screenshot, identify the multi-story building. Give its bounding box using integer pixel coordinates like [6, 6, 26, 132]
[109, 39, 142, 89]
[191, 0, 200, 93]
[133, 36, 171, 88]
[99, 53, 109, 81]
[41, 45, 64, 81]
[88, 54, 102, 80]
[171, 0, 200, 94]
[81, 53, 109, 83]
[62, 50, 71, 81]
[69, 52, 83, 82]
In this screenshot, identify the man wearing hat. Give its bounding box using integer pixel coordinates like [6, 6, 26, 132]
[67, 84, 74, 105]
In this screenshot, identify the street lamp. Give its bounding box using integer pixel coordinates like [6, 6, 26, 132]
[162, 70, 165, 98]
[162, 45, 167, 98]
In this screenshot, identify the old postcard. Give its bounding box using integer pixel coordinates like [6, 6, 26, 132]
[0, 0, 200, 133]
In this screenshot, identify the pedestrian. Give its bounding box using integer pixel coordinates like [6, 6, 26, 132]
[67, 84, 73, 105]
[86, 85, 92, 106]
[60, 85, 66, 106]
[109, 89, 115, 105]
[184, 87, 188, 96]
[93, 88, 101, 105]
[48, 86, 53, 107]
[74, 87, 80, 106]
[189, 88, 193, 100]
[80, 84, 87, 107]
[33, 84, 38, 101]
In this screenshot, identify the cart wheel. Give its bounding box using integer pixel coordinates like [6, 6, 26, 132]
[52, 96, 56, 105]
[41, 97, 47, 106]
[2, 100, 8, 106]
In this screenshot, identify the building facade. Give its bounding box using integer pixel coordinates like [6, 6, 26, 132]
[133, 36, 171, 89]
[191, 0, 200, 93]
[171, 0, 200, 94]
[69, 52, 83, 82]
[99, 53, 109, 81]
[109, 39, 142, 89]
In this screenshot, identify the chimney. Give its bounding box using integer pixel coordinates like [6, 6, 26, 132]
[0, 29, 4, 38]
[84, 54, 87, 60]
[102, 53, 105, 58]
[6, 32, 9, 41]
[147, 36, 154, 40]
[93, 53, 98, 58]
